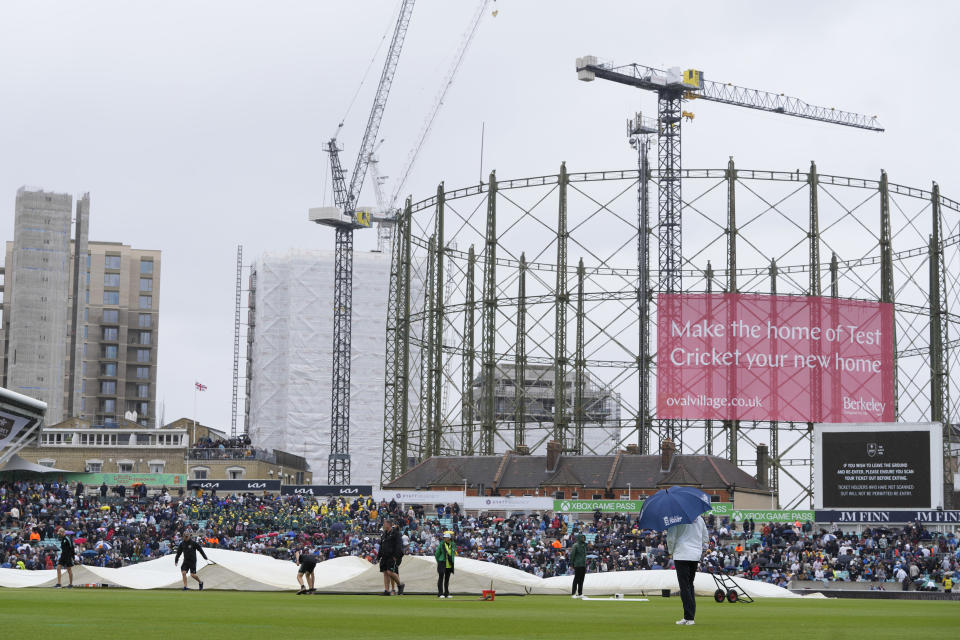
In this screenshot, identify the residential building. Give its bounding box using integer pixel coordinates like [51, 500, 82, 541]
[1, 188, 88, 424]
[15, 417, 312, 485]
[384, 439, 778, 510]
[1, 187, 160, 427]
[79, 242, 160, 427]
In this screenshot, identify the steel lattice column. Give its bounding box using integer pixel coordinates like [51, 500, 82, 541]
[328, 226, 353, 484]
[574, 258, 586, 455]
[724, 157, 738, 462]
[398, 203, 413, 472]
[431, 185, 445, 456]
[380, 201, 408, 484]
[480, 172, 498, 455]
[462, 245, 476, 455]
[930, 183, 952, 481]
[879, 171, 899, 418]
[769, 258, 779, 497]
[637, 139, 652, 454]
[423, 236, 437, 456]
[515, 253, 527, 449]
[704, 261, 715, 456]
[555, 163, 570, 449]
[806, 161, 822, 501]
[657, 92, 683, 448]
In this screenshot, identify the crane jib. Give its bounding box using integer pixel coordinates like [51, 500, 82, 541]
[578, 63, 883, 132]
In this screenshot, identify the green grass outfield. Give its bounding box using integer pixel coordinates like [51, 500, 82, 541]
[0, 589, 955, 640]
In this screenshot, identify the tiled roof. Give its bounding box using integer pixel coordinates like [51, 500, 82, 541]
[385, 453, 765, 492]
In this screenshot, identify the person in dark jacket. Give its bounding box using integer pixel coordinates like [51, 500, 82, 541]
[174, 531, 209, 590]
[570, 534, 587, 598]
[55, 527, 75, 588]
[377, 519, 405, 595]
[99, 482, 108, 500]
[295, 548, 318, 595]
[435, 531, 456, 598]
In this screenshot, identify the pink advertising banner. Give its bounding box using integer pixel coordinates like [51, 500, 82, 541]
[657, 293, 895, 423]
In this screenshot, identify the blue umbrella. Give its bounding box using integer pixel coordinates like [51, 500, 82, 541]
[636, 486, 712, 531]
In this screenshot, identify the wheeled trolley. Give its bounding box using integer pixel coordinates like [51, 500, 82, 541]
[709, 570, 754, 603]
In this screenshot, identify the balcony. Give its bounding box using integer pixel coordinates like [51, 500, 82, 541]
[187, 447, 276, 464]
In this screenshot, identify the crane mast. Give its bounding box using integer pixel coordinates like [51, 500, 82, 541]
[576, 56, 882, 452]
[312, 0, 416, 485]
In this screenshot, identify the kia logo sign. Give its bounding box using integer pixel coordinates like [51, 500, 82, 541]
[280, 485, 372, 497]
[187, 479, 281, 491]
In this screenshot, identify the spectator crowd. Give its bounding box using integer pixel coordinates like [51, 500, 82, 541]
[1, 480, 957, 591]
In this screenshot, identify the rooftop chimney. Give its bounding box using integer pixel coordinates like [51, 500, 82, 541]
[546, 440, 562, 472]
[624, 444, 640, 455]
[660, 439, 676, 473]
[514, 445, 530, 456]
[756, 443, 769, 488]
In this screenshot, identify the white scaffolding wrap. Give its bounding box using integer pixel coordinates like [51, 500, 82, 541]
[247, 250, 417, 485]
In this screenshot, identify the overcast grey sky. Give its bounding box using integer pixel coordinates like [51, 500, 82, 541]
[1, 0, 957, 431]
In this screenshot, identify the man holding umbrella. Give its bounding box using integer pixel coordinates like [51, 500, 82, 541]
[637, 486, 711, 626]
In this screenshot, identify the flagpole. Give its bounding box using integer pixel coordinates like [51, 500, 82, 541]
[193, 384, 197, 447]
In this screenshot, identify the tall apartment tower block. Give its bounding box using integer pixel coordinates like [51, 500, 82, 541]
[1, 187, 160, 427]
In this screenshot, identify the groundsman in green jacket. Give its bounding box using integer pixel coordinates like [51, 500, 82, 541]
[570, 534, 587, 568]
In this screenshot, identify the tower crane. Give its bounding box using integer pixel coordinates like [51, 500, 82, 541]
[372, 0, 492, 253]
[309, 0, 415, 484]
[575, 57, 883, 447]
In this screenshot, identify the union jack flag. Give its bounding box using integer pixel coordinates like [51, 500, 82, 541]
[195, 382, 207, 392]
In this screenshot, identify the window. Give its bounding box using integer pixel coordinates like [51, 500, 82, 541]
[140, 260, 153, 274]
[38, 459, 56, 468]
[192, 468, 208, 480]
[103, 291, 120, 305]
[103, 309, 119, 323]
[100, 363, 117, 377]
[102, 399, 116, 413]
[139, 278, 152, 291]
[137, 384, 149, 398]
[227, 467, 245, 480]
[86, 461, 103, 473]
[117, 461, 134, 473]
[138, 314, 151, 328]
[102, 327, 118, 341]
[554, 491, 565, 499]
[138, 295, 151, 309]
[138, 402, 149, 415]
[139, 331, 151, 345]
[102, 345, 118, 359]
[104, 273, 121, 287]
[105, 255, 121, 270]
[136, 349, 150, 363]
[136, 434, 152, 445]
[84, 308, 89, 322]
[148, 461, 165, 473]
[100, 381, 116, 395]
[135, 366, 149, 379]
